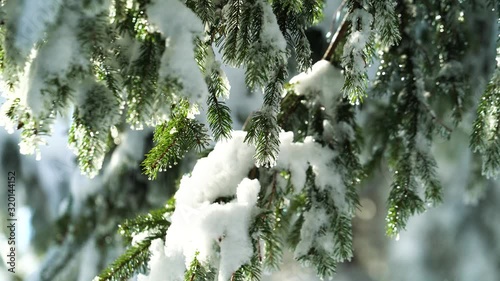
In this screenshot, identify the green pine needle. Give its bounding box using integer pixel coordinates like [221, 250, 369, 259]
[207, 69, 232, 141]
[245, 110, 281, 167]
[471, 67, 500, 178]
[142, 100, 210, 180]
[184, 252, 217, 281]
[386, 173, 426, 237]
[96, 232, 165, 281]
[415, 151, 443, 205]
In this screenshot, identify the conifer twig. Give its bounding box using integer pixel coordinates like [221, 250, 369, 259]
[257, 238, 262, 262]
[267, 173, 278, 209]
[421, 100, 453, 133]
[150, 141, 177, 172]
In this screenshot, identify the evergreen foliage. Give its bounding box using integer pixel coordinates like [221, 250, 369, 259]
[141, 100, 209, 179]
[184, 252, 217, 281]
[0, 0, 498, 280]
[471, 44, 500, 178]
[95, 232, 164, 281]
[96, 203, 174, 281]
[69, 82, 122, 178]
[118, 204, 173, 244]
[204, 49, 232, 141]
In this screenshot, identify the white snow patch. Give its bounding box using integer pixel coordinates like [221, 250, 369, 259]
[260, 0, 287, 53]
[10, 0, 63, 59]
[141, 130, 350, 280]
[175, 131, 256, 206]
[146, 0, 208, 105]
[141, 178, 260, 281]
[280, 134, 347, 214]
[22, 9, 86, 118]
[294, 207, 329, 257]
[137, 239, 172, 281]
[289, 60, 344, 118]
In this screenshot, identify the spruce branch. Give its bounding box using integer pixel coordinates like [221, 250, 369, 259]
[68, 82, 121, 178]
[470, 66, 500, 178]
[95, 232, 166, 281]
[255, 210, 284, 271]
[119, 205, 173, 244]
[245, 110, 281, 167]
[231, 254, 262, 281]
[245, 63, 286, 167]
[254, 173, 289, 271]
[286, 198, 306, 248]
[207, 67, 232, 141]
[297, 247, 337, 278]
[271, 0, 322, 70]
[124, 35, 167, 128]
[385, 156, 425, 237]
[333, 214, 354, 261]
[416, 151, 443, 205]
[184, 252, 217, 281]
[370, 0, 401, 47]
[294, 168, 343, 278]
[142, 100, 210, 179]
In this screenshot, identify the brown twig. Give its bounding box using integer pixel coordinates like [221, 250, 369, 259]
[149, 140, 176, 172]
[327, 0, 348, 40]
[248, 166, 258, 180]
[267, 172, 278, 209]
[242, 111, 255, 131]
[257, 238, 262, 262]
[421, 100, 453, 134]
[322, 10, 350, 63]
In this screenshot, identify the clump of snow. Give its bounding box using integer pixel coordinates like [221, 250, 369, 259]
[289, 60, 344, 118]
[138, 132, 259, 281]
[141, 130, 350, 280]
[23, 9, 86, 118]
[276, 132, 345, 207]
[341, 7, 374, 102]
[18, 129, 46, 160]
[259, 0, 287, 56]
[294, 207, 329, 257]
[69, 81, 121, 178]
[146, 0, 208, 105]
[137, 239, 170, 281]
[142, 178, 260, 281]
[344, 8, 373, 58]
[8, 0, 63, 59]
[175, 131, 256, 206]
